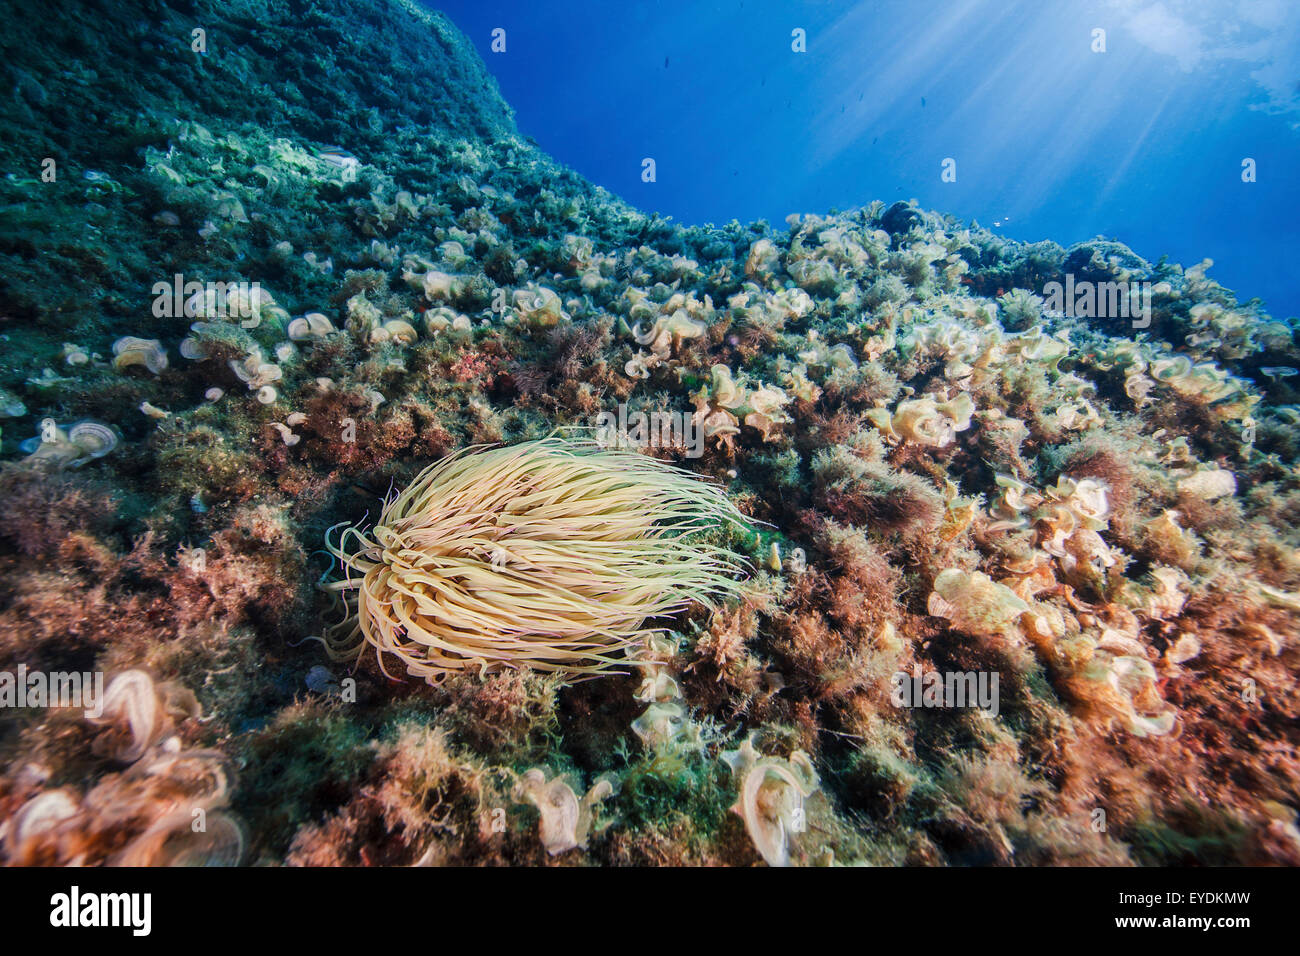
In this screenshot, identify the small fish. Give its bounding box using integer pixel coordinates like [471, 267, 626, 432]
[664, 55, 669, 68]
[316, 146, 359, 169]
[1260, 366, 1298, 380]
[921, 97, 926, 107]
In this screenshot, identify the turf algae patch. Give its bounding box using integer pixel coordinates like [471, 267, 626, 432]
[0, 0, 1295, 866]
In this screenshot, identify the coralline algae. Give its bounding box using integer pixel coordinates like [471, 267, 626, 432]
[0, 0, 1295, 868]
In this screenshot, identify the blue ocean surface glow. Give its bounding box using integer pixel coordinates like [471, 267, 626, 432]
[432, 0, 1300, 316]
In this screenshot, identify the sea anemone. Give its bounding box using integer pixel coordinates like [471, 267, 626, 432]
[320, 437, 750, 684]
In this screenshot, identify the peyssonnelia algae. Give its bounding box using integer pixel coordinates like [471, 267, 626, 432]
[722, 734, 821, 867]
[2, 671, 243, 867]
[319, 436, 751, 684]
[18, 420, 118, 471]
[515, 767, 618, 856]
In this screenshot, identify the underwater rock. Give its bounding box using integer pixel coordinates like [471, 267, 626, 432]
[0, 0, 1294, 872]
[881, 200, 925, 235]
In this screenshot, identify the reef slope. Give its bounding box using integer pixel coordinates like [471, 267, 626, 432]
[0, 0, 1297, 867]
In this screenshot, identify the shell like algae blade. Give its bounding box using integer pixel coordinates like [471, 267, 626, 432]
[322, 437, 750, 684]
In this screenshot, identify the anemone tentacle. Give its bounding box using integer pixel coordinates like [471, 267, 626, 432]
[322, 437, 750, 684]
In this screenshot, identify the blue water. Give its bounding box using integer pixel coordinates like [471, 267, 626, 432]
[431, 0, 1299, 318]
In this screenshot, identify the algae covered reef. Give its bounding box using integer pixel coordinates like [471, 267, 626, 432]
[0, 0, 1297, 869]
